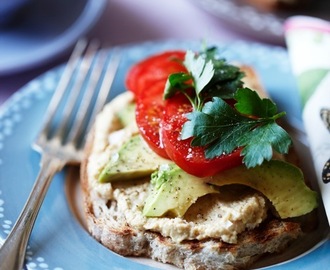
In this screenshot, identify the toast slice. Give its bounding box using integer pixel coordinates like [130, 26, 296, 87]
[80, 66, 302, 269]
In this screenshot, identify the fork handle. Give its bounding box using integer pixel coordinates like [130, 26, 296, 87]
[0, 154, 66, 270]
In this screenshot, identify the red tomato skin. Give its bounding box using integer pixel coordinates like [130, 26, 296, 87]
[125, 51, 186, 96]
[135, 97, 169, 159]
[161, 95, 243, 178]
[128, 51, 187, 159]
[134, 80, 170, 159]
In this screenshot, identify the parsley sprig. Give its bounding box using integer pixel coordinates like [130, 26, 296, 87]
[164, 48, 292, 168]
[164, 48, 244, 110]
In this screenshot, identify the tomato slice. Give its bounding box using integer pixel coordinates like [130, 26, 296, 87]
[125, 51, 186, 97]
[129, 50, 187, 158]
[135, 80, 169, 158]
[161, 94, 243, 177]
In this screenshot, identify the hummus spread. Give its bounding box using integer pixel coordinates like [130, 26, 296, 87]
[87, 92, 268, 244]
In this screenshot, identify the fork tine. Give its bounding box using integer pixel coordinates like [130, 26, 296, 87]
[33, 39, 89, 152]
[67, 48, 121, 147]
[38, 39, 88, 139]
[85, 47, 122, 133]
[55, 40, 101, 143]
[64, 49, 107, 145]
[33, 38, 121, 157]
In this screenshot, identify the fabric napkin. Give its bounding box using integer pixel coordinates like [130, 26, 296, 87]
[284, 16, 330, 224]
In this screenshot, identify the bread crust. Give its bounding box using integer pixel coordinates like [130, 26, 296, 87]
[80, 66, 303, 270]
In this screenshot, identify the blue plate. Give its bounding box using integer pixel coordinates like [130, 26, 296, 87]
[0, 0, 106, 76]
[0, 40, 329, 270]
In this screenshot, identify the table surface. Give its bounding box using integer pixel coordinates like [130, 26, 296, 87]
[0, 0, 281, 106]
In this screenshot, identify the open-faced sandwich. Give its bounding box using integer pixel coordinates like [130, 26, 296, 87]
[80, 47, 318, 269]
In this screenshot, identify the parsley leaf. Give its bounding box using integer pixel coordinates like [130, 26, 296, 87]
[164, 72, 191, 99]
[184, 50, 214, 96]
[181, 97, 254, 155]
[164, 48, 243, 110]
[234, 87, 277, 117]
[182, 88, 292, 167]
[239, 122, 292, 167]
[202, 49, 245, 99]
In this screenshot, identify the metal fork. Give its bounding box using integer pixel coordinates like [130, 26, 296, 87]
[0, 39, 121, 270]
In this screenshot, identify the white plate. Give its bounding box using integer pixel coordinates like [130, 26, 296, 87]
[190, 0, 330, 44]
[0, 39, 329, 270]
[0, 0, 106, 76]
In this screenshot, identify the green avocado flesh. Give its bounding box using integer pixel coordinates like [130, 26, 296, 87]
[98, 134, 168, 182]
[116, 103, 135, 127]
[143, 164, 218, 217]
[143, 160, 317, 218]
[208, 160, 318, 218]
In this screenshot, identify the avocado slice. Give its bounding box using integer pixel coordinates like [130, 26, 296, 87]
[116, 103, 136, 127]
[98, 134, 168, 182]
[208, 160, 318, 218]
[143, 164, 218, 217]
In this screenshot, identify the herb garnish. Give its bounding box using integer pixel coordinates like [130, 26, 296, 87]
[164, 48, 292, 168]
